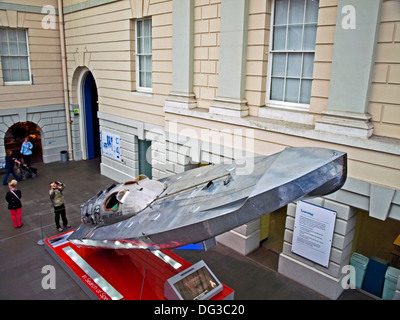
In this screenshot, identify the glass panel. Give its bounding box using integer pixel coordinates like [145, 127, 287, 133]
[305, 0, 319, 23]
[0, 28, 7, 42]
[17, 29, 26, 43]
[289, 0, 305, 24]
[19, 57, 28, 69]
[274, 0, 289, 25]
[141, 37, 146, 54]
[272, 53, 286, 77]
[143, 37, 151, 54]
[11, 56, 19, 69]
[3, 69, 11, 81]
[8, 41, 18, 55]
[287, 25, 302, 50]
[18, 41, 28, 55]
[273, 26, 286, 50]
[137, 21, 142, 37]
[302, 53, 314, 78]
[145, 71, 152, 88]
[0, 41, 9, 55]
[270, 78, 284, 101]
[1, 56, 10, 68]
[8, 29, 17, 42]
[285, 78, 300, 103]
[300, 79, 312, 104]
[137, 35, 141, 53]
[20, 69, 29, 81]
[287, 53, 302, 77]
[144, 19, 150, 37]
[11, 69, 21, 81]
[149, 36, 152, 52]
[139, 55, 145, 71]
[146, 55, 152, 72]
[303, 24, 317, 50]
[139, 71, 145, 87]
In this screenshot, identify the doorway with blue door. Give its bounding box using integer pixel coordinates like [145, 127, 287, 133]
[82, 71, 100, 159]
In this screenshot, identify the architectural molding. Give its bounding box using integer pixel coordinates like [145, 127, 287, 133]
[209, 97, 249, 118]
[0, 2, 50, 14]
[259, 105, 314, 126]
[315, 110, 374, 139]
[164, 92, 197, 110]
[63, 0, 120, 14]
[164, 106, 400, 156]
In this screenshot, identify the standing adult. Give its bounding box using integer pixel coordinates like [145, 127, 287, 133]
[20, 136, 33, 168]
[5, 179, 23, 228]
[49, 181, 71, 232]
[3, 150, 21, 185]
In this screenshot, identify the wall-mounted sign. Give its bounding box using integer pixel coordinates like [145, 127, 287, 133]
[291, 201, 337, 268]
[101, 130, 121, 162]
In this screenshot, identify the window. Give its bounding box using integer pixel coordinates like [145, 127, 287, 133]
[138, 139, 152, 179]
[135, 19, 152, 91]
[268, 0, 319, 107]
[0, 27, 31, 84]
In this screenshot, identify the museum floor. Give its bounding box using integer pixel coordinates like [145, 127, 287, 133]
[0, 158, 372, 300]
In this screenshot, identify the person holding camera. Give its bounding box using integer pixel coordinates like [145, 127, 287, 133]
[49, 181, 71, 232]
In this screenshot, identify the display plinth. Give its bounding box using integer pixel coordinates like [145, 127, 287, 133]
[44, 231, 234, 300]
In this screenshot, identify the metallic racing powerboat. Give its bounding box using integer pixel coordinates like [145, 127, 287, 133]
[68, 147, 347, 250]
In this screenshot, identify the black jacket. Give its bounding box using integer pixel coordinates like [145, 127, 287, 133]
[5, 156, 15, 170]
[5, 189, 22, 210]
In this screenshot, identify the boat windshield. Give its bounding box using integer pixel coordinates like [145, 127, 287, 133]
[104, 192, 120, 211]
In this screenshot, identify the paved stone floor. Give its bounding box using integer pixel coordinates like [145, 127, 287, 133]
[0, 158, 372, 300]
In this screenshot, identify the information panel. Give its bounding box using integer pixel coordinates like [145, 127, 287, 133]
[101, 130, 121, 161]
[291, 201, 336, 268]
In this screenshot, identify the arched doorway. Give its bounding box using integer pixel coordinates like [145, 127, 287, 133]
[81, 71, 100, 159]
[4, 122, 43, 163]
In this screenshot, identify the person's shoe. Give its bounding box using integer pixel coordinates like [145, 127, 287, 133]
[18, 224, 23, 228]
[57, 228, 63, 232]
[65, 225, 72, 228]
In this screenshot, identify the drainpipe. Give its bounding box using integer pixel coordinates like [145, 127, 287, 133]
[58, 0, 73, 160]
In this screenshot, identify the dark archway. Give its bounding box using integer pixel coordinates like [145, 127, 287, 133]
[82, 72, 100, 159]
[4, 121, 43, 163]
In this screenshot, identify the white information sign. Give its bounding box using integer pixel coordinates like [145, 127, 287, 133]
[101, 130, 121, 162]
[291, 201, 336, 268]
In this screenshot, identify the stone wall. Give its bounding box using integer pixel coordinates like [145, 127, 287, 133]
[0, 105, 68, 163]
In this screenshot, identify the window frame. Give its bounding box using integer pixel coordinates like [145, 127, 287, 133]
[0, 27, 32, 86]
[135, 18, 153, 93]
[266, 0, 319, 110]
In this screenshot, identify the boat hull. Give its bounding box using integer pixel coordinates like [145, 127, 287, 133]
[68, 147, 347, 250]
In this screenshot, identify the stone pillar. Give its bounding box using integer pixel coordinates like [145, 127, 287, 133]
[278, 198, 357, 300]
[315, 0, 383, 138]
[164, 0, 197, 110]
[209, 0, 249, 117]
[216, 219, 261, 255]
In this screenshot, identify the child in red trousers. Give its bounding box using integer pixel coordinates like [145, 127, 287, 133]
[5, 179, 23, 228]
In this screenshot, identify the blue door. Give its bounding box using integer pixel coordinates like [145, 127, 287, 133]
[83, 72, 100, 159]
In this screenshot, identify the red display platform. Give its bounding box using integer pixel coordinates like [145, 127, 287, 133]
[44, 231, 234, 300]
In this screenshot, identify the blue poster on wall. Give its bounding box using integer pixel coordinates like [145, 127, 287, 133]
[101, 130, 121, 161]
